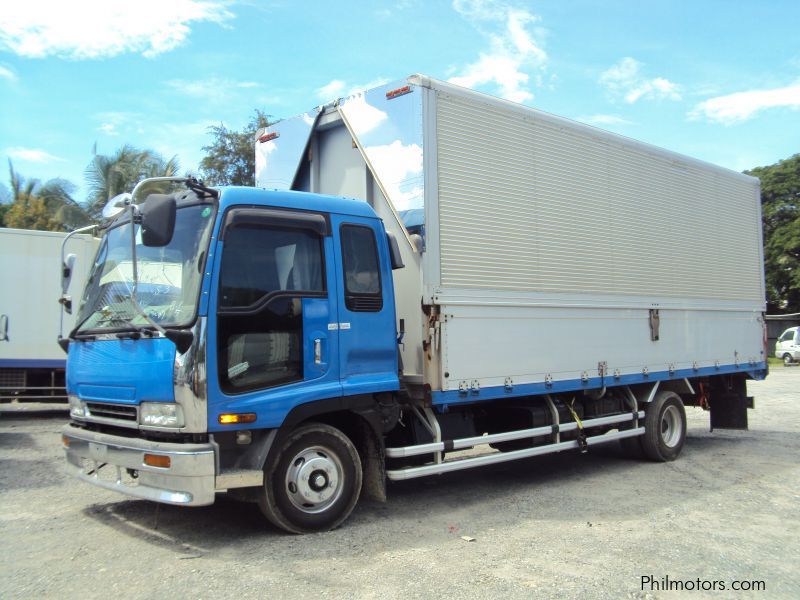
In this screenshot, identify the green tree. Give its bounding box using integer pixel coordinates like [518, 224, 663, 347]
[4, 161, 82, 231]
[746, 154, 800, 312]
[85, 145, 180, 219]
[200, 110, 271, 186]
[0, 183, 9, 226]
[38, 178, 91, 230]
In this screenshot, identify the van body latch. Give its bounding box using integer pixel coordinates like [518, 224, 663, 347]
[649, 309, 660, 341]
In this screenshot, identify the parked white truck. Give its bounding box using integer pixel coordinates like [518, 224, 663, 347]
[61, 75, 766, 533]
[0, 228, 97, 402]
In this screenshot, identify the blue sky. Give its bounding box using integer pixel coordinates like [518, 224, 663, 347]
[1, 0, 799, 204]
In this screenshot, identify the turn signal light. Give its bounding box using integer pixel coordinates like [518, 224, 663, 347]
[143, 454, 171, 468]
[62, 435, 70, 447]
[218, 413, 257, 425]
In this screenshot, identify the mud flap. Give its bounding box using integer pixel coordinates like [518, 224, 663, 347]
[709, 375, 749, 431]
[359, 418, 387, 503]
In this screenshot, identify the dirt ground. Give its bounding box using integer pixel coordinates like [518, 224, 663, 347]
[1, 369, 798, 599]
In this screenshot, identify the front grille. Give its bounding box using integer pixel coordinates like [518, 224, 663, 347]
[86, 402, 138, 422]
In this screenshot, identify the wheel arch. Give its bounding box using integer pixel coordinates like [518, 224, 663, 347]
[264, 395, 388, 502]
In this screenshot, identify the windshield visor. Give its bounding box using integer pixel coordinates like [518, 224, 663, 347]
[75, 204, 216, 334]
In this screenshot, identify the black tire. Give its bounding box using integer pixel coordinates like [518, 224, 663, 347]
[258, 423, 362, 534]
[784, 353, 794, 366]
[640, 391, 686, 462]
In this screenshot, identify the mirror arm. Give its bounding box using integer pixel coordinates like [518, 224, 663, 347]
[131, 176, 189, 204]
[59, 224, 97, 341]
[125, 202, 172, 338]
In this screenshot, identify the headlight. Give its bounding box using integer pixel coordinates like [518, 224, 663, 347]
[139, 402, 184, 428]
[69, 395, 87, 420]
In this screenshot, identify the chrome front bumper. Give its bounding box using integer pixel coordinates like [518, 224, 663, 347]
[62, 424, 217, 506]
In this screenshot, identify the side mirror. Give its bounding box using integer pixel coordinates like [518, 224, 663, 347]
[62, 253, 76, 295]
[141, 194, 177, 247]
[386, 232, 405, 270]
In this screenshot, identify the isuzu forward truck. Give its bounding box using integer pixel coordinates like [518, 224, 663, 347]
[61, 75, 767, 533]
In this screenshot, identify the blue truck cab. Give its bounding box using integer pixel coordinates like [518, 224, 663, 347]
[63, 183, 404, 532]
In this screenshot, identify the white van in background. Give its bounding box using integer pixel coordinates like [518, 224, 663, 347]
[775, 327, 800, 365]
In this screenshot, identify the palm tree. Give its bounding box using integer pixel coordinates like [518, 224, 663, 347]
[4, 161, 89, 231]
[85, 145, 180, 219]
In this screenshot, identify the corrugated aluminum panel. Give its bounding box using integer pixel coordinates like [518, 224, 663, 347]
[435, 91, 763, 302]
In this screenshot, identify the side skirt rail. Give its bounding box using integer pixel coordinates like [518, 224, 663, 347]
[386, 427, 645, 481]
[386, 411, 644, 459]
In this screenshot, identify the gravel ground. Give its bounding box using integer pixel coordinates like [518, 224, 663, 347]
[1, 369, 798, 599]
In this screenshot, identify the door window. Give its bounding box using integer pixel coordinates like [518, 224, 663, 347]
[340, 224, 383, 312]
[218, 224, 325, 393]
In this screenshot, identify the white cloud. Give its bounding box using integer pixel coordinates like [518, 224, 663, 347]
[689, 83, 800, 124]
[576, 114, 633, 126]
[0, 64, 16, 81]
[449, 1, 547, 103]
[94, 111, 141, 137]
[0, 1, 233, 59]
[99, 123, 119, 136]
[254, 139, 277, 181]
[600, 57, 681, 104]
[315, 77, 391, 102]
[364, 140, 424, 210]
[166, 78, 263, 98]
[316, 79, 346, 100]
[340, 94, 388, 135]
[6, 147, 64, 163]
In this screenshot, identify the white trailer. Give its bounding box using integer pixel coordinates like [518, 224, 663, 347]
[0, 228, 98, 402]
[255, 74, 766, 414]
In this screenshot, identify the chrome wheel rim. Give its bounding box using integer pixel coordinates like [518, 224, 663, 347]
[660, 405, 682, 448]
[285, 445, 344, 514]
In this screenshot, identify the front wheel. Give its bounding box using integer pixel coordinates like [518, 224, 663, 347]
[258, 423, 362, 534]
[640, 391, 686, 462]
[784, 353, 794, 366]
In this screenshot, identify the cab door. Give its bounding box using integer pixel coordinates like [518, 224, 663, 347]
[207, 207, 342, 430]
[329, 215, 399, 396]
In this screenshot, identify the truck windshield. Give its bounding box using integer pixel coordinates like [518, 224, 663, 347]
[74, 204, 216, 334]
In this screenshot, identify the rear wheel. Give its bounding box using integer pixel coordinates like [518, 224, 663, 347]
[258, 423, 362, 534]
[640, 391, 686, 462]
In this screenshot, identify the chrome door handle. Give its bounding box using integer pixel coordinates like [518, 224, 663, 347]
[314, 338, 322, 364]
